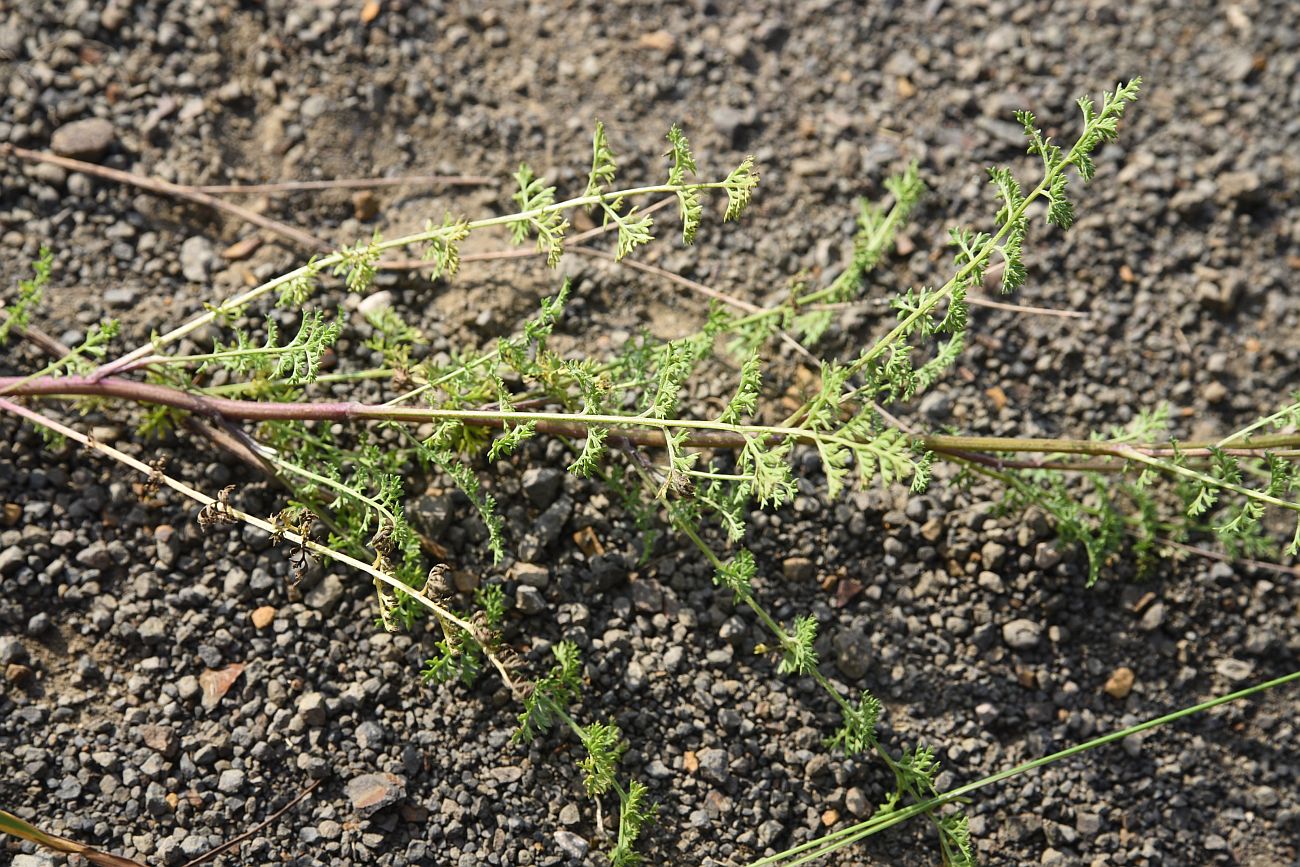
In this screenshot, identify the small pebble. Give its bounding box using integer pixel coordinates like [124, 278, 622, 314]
[1001, 619, 1042, 650]
[1104, 666, 1135, 699]
[50, 117, 116, 160]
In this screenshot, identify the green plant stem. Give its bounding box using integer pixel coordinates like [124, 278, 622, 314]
[258, 449, 400, 526]
[748, 667, 1300, 866]
[1215, 397, 1300, 448]
[1116, 446, 1300, 512]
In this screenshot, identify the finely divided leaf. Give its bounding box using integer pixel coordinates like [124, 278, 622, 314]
[723, 157, 759, 221]
[585, 121, 618, 199]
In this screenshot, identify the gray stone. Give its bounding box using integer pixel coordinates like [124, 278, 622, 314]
[512, 562, 550, 588]
[296, 753, 330, 779]
[630, 578, 662, 613]
[356, 720, 384, 750]
[138, 616, 168, 644]
[357, 290, 394, 319]
[180, 236, 216, 283]
[179, 836, 207, 858]
[805, 753, 832, 780]
[217, 769, 245, 793]
[411, 493, 453, 538]
[0, 545, 25, 576]
[845, 786, 869, 817]
[782, 556, 816, 582]
[297, 691, 328, 726]
[645, 759, 672, 779]
[1214, 658, 1254, 682]
[304, 573, 345, 612]
[103, 288, 139, 308]
[1220, 49, 1255, 83]
[559, 802, 581, 825]
[155, 833, 184, 866]
[980, 540, 1007, 569]
[154, 525, 178, 566]
[301, 94, 331, 120]
[67, 171, 93, 198]
[12, 855, 52, 867]
[696, 747, 728, 785]
[1076, 812, 1101, 835]
[223, 568, 250, 598]
[515, 585, 546, 615]
[1249, 784, 1279, 809]
[1040, 847, 1068, 866]
[31, 163, 67, 187]
[832, 627, 870, 680]
[1139, 601, 1166, 631]
[0, 635, 28, 664]
[176, 675, 201, 701]
[490, 765, 523, 784]
[518, 495, 572, 561]
[662, 645, 684, 673]
[757, 819, 783, 846]
[719, 615, 747, 645]
[76, 540, 114, 570]
[346, 772, 406, 816]
[521, 467, 564, 507]
[554, 830, 589, 860]
[51, 117, 116, 160]
[1002, 618, 1042, 650]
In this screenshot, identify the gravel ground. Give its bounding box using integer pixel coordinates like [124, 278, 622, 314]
[2, 1, 1299, 865]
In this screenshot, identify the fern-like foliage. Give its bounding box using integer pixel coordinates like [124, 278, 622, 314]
[826, 690, 883, 757]
[778, 614, 819, 676]
[713, 548, 755, 603]
[333, 232, 382, 293]
[513, 641, 582, 744]
[422, 213, 471, 280]
[609, 780, 658, 867]
[422, 445, 505, 564]
[0, 246, 52, 345]
[273, 309, 343, 385]
[938, 812, 976, 867]
[723, 156, 759, 221]
[277, 257, 320, 307]
[898, 744, 941, 796]
[585, 121, 618, 199]
[510, 164, 570, 267]
[719, 353, 762, 424]
[577, 721, 627, 796]
[666, 125, 702, 244]
[59, 319, 121, 375]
